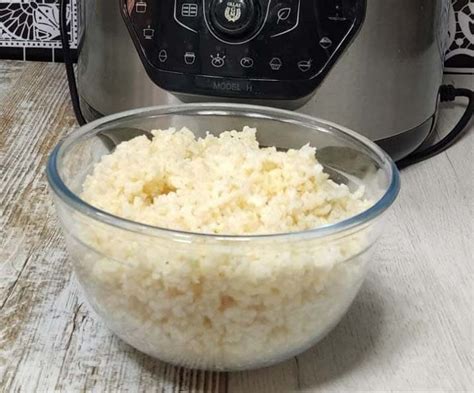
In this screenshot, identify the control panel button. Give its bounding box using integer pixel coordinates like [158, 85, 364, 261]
[327, 1, 348, 21]
[184, 51, 197, 64]
[174, 0, 201, 33]
[319, 37, 333, 49]
[297, 59, 312, 72]
[209, 0, 257, 37]
[269, 57, 282, 71]
[240, 56, 254, 68]
[143, 25, 155, 40]
[268, 0, 300, 38]
[135, 1, 148, 13]
[210, 53, 226, 67]
[158, 49, 168, 63]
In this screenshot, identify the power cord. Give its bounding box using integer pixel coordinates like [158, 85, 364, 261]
[59, 0, 86, 126]
[397, 85, 473, 169]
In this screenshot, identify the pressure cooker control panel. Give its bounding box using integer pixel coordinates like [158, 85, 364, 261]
[121, 0, 366, 100]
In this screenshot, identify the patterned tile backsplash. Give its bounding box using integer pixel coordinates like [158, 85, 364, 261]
[0, 0, 472, 72]
[445, 0, 473, 72]
[0, 0, 78, 61]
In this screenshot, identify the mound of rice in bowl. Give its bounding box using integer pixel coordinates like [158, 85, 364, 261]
[66, 127, 375, 370]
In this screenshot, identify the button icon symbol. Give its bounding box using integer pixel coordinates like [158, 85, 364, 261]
[181, 3, 198, 17]
[158, 49, 168, 63]
[224, 3, 242, 22]
[135, 1, 147, 13]
[143, 26, 154, 40]
[277, 7, 291, 23]
[297, 59, 312, 72]
[210, 53, 226, 68]
[319, 37, 333, 49]
[184, 52, 196, 64]
[269, 57, 282, 70]
[328, 4, 347, 21]
[240, 56, 254, 68]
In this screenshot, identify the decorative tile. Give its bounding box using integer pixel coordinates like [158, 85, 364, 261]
[0, 0, 77, 61]
[446, 0, 474, 73]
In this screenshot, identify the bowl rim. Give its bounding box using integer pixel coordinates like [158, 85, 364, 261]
[46, 103, 400, 241]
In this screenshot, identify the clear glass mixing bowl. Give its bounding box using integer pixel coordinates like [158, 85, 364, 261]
[46, 104, 400, 371]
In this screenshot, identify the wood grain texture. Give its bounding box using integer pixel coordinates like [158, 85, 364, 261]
[0, 61, 472, 392]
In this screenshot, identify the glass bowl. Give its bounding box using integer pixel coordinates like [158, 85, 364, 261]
[46, 103, 400, 371]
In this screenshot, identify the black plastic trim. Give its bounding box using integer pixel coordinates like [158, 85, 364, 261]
[119, 0, 366, 100]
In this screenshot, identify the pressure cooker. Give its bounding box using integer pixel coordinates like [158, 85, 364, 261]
[60, 0, 472, 165]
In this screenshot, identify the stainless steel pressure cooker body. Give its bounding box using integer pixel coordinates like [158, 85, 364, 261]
[76, 0, 448, 160]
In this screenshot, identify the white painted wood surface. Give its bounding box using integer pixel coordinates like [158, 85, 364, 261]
[0, 61, 472, 392]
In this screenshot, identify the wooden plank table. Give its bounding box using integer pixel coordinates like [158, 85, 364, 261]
[1, 61, 472, 392]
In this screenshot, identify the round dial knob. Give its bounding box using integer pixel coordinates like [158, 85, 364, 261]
[209, 0, 257, 37]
